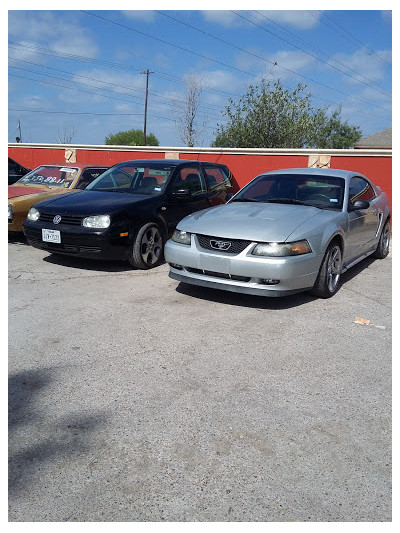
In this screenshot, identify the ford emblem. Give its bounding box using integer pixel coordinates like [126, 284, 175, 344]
[53, 215, 62, 224]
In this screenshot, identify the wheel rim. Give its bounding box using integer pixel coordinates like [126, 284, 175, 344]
[140, 227, 162, 265]
[381, 224, 390, 255]
[327, 245, 342, 292]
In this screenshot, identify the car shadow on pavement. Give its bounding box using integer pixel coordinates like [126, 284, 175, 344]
[42, 253, 134, 272]
[174, 255, 381, 310]
[8, 233, 27, 245]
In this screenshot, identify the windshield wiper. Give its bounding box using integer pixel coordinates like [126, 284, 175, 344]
[230, 197, 260, 202]
[266, 198, 306, 205]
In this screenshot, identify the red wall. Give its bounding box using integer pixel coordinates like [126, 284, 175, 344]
[9, 145, 392, 209]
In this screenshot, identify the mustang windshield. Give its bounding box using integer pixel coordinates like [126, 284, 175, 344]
[232, 173, 345, 210]
[86, 163, 176, 195]
[17, 166, 79, 188]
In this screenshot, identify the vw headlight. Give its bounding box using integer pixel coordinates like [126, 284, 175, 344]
[8, 204, 14, 220]
[252, 240, 311, 257]
[172, 229, 191, 245]
[27, 207, 40, 221]
[82, 215, 111, 228]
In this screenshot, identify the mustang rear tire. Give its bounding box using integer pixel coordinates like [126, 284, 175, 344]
[310, 242, 342, 298]
[372, 219, 390, 259]
[129, 222, 164, 269]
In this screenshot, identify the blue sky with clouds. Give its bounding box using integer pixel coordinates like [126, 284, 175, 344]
[8, 8, 392, 147]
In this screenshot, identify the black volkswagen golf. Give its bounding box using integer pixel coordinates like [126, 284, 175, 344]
[23, 159, 236, 269]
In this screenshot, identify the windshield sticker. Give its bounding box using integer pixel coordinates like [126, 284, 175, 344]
[154, 186, 162, 191]
[330, 199, 339, 203]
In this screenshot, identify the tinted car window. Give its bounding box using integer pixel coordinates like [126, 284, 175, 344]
[172, 167, 206, 195]
[232, 173, 345, 209]
[203, 166, 231, 190]
[86, 163, 176, 195]
[75, 168, 108, 190]
[349, 176, 375, 204]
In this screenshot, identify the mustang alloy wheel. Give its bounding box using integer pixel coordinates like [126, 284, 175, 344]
[129, 222, 164, 269]
[310, 242, 342, 298]
[373, 220, 390, 259]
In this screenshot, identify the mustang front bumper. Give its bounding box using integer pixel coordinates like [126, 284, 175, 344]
[165, 236, 323, 297]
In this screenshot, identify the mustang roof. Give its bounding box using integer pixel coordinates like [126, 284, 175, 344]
[258, 168, 365, 180]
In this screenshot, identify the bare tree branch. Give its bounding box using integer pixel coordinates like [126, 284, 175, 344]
[174, 74, 208, 147]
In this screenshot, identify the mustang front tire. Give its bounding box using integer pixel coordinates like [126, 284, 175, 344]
[129, 222, 164, 269]
[310, 242, 342, 298]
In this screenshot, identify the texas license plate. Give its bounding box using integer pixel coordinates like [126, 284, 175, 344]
[42, 229, 61, 243]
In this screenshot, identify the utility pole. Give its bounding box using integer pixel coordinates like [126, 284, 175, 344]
[140, 69, 153, 145]
[16, 120, 22, 143]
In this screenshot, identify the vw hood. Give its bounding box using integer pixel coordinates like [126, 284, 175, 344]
[178, 202, 324, 242]
[33, 189, 157, 215]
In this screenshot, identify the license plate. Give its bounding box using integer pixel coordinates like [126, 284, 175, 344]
[42, 229, 61, 243]
[199, 253, 230, 273]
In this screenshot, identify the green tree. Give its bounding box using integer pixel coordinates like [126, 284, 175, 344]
[309, 107, 362, 149]
[105, 129, 159, 146]
[212, 80, 362, 149]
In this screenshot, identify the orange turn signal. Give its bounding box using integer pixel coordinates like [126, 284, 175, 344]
[120, 232, 129, 237]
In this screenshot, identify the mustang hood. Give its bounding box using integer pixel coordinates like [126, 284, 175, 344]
[179, 202, 322, 242]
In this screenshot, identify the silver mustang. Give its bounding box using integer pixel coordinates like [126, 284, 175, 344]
[164, 168, 391, 298]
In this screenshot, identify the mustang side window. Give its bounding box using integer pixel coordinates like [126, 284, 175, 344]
[349, 176, 375, 205]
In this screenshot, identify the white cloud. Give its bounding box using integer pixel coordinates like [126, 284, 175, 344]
[201, 10, 321, 30]
[122, 10, 156, 23]
[201, 11, 243, 28]
[8, 41, 47, 66]
[380, 10, 392, 22]
[329, 48, 391, 85]
[8, 11, 98, 58]
[71, 68, 145, 97]
[234, 48, 315, 81]
[252, 10, 322, 30]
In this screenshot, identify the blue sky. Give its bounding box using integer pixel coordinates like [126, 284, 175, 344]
[8, 7, 392, 147]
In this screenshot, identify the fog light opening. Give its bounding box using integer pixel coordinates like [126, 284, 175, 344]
[169, 263, 183, 270]
[261, 278, 280, 285]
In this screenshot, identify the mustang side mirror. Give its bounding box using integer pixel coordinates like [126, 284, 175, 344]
[350, 199, 370, 211]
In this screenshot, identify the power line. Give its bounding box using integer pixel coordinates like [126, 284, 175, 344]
[159, 9, 391, 99]
[232, 10, 391, 98]
[8, 57, 222, 116]
[316, 10, 391, 67]
[80, 10, 391, 113]
[8, 43, 239, 112]
[9, 39, 391, 118]
[7, 107, 225, 133]
[253, 10, 391, 93]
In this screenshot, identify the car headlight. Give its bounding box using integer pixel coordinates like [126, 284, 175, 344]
[172, 229, 191, 245]
[8, 204, 14, 220]
[252, 240, 311, 257]
[82, 215, 111, 228]
[27, 207, 40, 221]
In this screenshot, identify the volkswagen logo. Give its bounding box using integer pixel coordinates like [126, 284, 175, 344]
[53, 215, 62, 224]
[210, 239, 231, 251]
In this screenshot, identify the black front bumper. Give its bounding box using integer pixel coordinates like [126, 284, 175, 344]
[22, 221, 132, 261]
